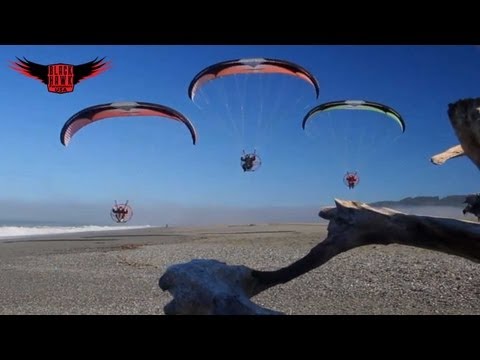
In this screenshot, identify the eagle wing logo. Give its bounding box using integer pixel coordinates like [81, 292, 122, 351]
[10, 57, 111, 93]
[10, 57, 49, 84]
[72, 57, 111, 84]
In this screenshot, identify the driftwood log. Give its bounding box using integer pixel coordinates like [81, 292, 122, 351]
[159, 199, 480, 315]
[158, 98, 480, 315]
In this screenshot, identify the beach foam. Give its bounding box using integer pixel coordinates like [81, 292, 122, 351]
[0, 225, 151, 240]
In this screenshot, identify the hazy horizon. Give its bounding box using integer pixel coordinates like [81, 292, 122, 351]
[0, 198, 473, 227]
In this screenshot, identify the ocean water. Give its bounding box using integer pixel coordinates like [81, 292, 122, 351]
[0, 220, 151, 240]
[0, 205, 475, 241]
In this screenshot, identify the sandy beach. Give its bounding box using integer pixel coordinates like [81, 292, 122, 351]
[0, 223, 478, 315]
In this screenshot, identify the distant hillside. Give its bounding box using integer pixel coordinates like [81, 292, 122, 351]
[370, 195, 468, 208]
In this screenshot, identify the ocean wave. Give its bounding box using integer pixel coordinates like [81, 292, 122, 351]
[0, 225, 151, 239]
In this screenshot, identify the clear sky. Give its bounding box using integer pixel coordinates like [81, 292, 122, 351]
[0, 45, 478, 225]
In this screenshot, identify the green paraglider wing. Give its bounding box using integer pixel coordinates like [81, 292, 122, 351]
[302, 100, 406, 133]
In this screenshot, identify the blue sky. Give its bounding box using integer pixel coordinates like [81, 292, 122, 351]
[0, 45, 478, 225]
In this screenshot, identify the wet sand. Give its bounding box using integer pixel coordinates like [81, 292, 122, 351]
[0, 223, 478, 315]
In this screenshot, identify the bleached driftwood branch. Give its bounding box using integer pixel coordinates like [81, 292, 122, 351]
[431, 98, 480, 168]
[431, 144, 464, 165]
[158, 199, 480, 315]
